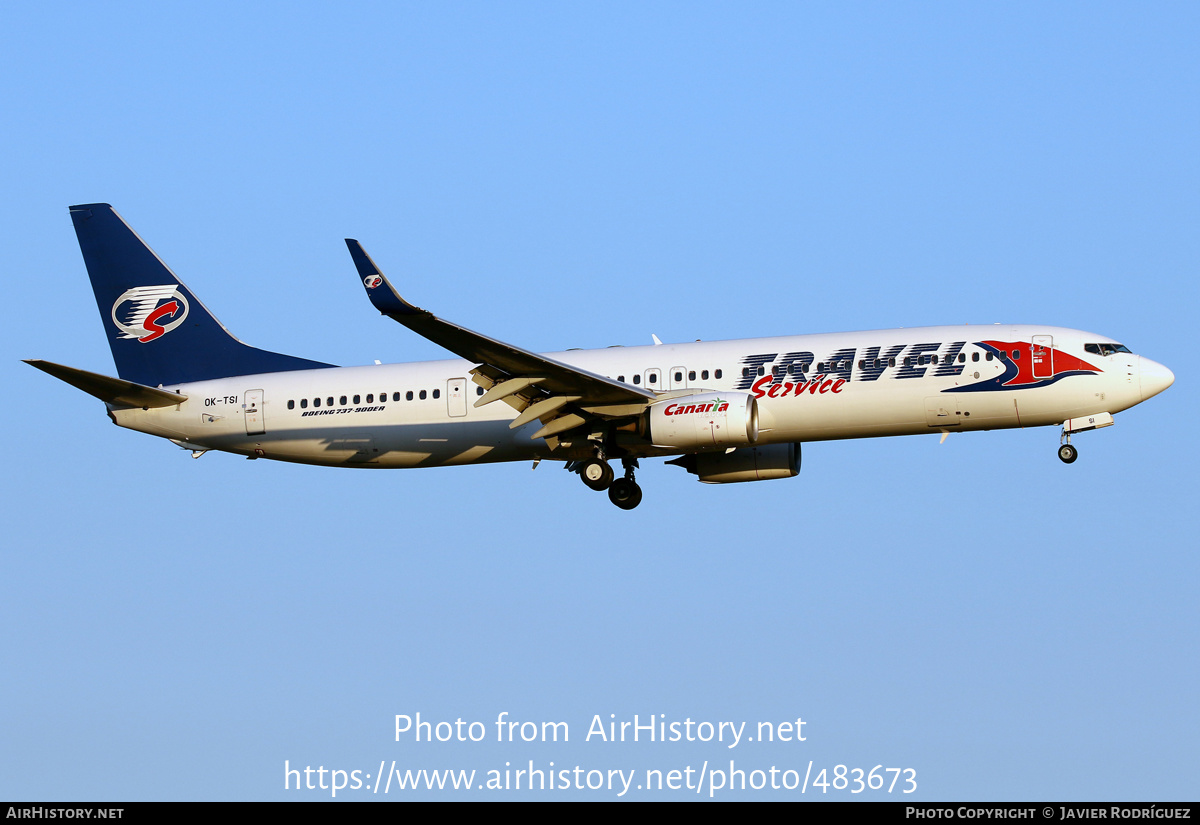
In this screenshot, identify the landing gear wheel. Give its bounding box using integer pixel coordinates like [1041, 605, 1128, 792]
[580, 459, 614, 491]
[1058, 444, 1078, 464]
[608, 478, 643, 510]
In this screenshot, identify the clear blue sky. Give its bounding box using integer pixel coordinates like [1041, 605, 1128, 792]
[2, 2, 1196, 800]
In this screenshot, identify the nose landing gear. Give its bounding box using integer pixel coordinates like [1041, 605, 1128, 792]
[1058, 429, 1078, 464]
[1057, 413, 1114, 464]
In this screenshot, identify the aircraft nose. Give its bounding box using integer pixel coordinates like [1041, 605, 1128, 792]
[1138, 356, 1175, 401]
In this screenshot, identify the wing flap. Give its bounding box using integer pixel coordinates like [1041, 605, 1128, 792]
[509, 395, 581, 430]
[531, 413, 589, 440]
[475, 376, 547, 408]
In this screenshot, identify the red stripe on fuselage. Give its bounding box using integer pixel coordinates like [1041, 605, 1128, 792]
[982, 340, 1098, 386]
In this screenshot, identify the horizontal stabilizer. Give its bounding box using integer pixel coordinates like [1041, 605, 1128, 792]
[25, 360, 187, 408]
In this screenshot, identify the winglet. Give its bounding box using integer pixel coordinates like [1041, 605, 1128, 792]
[345, 239, 425, 316]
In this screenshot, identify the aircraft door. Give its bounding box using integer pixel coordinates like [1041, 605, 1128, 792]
[643, 368, 661, 391]
[244, 389, 265, 435]
[1032, 335, 1053, 379]
[924, 396, 961, 428]
[669, 366, 687, 390]
[447, 378, 467, 417]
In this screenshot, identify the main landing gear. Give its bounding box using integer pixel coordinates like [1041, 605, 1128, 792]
[579, 457, 615, 491]
[573, 455, 643, 509]
[608, 458, 642, 510]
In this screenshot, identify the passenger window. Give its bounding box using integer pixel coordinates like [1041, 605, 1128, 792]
[888, 357, 895, 368]
[674, 371, 683, 382]
[688, 371, 696, 381]
[1012, 350, 1020, 360]
[406, 391, 414, 401]
[287, 400, 295, 409]
[394, 392, 401, 401]
[353, 395, 360, 404]
[648, 374, 657, 384]
[419, 390, 427, 400]
[715, 369, 722, 379]
[931, 355, 938, 365]
[742, 367, 750, 378]
[433, 389, 441, 398]
[618, 375, 625, 383]
[701, 370, 709, 380]
[367, 394, 374, 403]
[476, 386, 484, 396]
[633, 375, 640, 385]
[340, 396, 347, 405]
[327, 397, 334, 406]
[758, 366, 765, 376]
[959, 353, 966, 363]
[300, 399, 308, 409]
[986, 352, 993, 361]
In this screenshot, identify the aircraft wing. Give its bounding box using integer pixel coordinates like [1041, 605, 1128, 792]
[346, 240, 655, 440]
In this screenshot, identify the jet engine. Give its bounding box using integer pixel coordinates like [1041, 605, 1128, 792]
[645, 392, 758, 450]
[668, 442, 801, 484]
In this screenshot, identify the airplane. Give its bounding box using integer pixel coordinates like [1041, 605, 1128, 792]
[28, 203, 1175, 510]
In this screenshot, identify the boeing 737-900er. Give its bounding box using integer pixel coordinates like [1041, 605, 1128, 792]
[28, 203, 1175, 510]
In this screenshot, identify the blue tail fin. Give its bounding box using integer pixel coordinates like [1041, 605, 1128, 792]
[69, 203, 334, 386]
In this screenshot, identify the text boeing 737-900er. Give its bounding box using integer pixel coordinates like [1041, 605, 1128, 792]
[27, 203, 1175, 509]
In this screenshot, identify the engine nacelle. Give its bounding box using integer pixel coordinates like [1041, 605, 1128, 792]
[646, 392, 759, 450]
[670, 442, 801, 484]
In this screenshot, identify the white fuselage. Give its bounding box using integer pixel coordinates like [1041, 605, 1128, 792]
[109, 324, 1163, 468]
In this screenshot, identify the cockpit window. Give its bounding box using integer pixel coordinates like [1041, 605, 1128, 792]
[1085, 343, 1133, 356]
